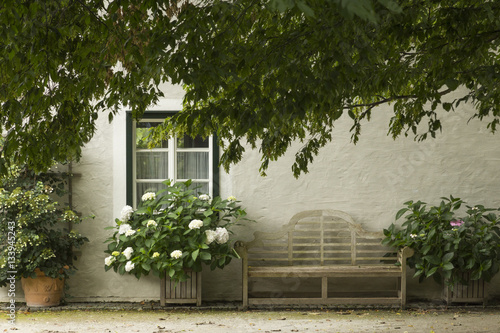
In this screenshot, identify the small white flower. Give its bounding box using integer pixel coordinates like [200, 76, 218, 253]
[120, 205, 134, 222]
[170, 250, 182, 259]
[205, 230, 217, 245]
[141, 192, 156, 201]
[227, 195, 237, 202]
[105, 256, 116, 266]
[189, 219, 203, 230]
[125, 261, 135, 272]
[118, 223, 132, 235]
[215, 227, 229, 244]
[123, 247, 134, 260]
[152, 252, 160, 258]
[125, 229, 136, 237]
[146, 220, 157, 228]
[199, 194, 210, 201]
[410, 234, 417, 239]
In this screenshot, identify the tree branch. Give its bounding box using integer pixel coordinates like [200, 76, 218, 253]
[344, 88, 453, 111]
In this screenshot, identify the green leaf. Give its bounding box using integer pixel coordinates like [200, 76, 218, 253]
[424, 255, 441, 265]
[442, 252, 454, 264]
[445, 78, 459, 91]
[442, 262, 454, 271]
[296, 0, 315, 18]
[192, 249, 200, 261]
[427, 228, 436, 240]
[471, 270, 482, 280]
[482, 259, 492, 272]
[426, 266, 439, 278]
[466, 258, 476, 270]
[141, 263, 151, 271]
[395, 208, 408, 220]
[413, 269, 424, 278]
[268, 0, 295, 12]
[377, 0, 402, 13]
[200, 252, 211, 261]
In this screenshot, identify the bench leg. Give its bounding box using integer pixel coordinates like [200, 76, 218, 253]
[401, 275, 407, 309]
[242, 269, 248, 310]
[321, 277, 328, 301]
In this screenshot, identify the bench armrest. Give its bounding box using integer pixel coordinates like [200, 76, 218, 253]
[398, 246, 414, 264]
[234, 241, 247, 257]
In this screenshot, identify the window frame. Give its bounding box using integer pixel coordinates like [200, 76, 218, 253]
[126, 111, 219, 207]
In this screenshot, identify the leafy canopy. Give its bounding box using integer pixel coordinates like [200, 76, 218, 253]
[1, 0, 499, 176]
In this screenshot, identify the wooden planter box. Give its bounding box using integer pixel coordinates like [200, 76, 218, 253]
[444, 272, 488, 306]
[160, 270, 201, 306]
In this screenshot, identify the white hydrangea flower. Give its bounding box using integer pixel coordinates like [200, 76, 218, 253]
[146, 220, 157, 228]
[205, 230, 217, 245]
[105, 256, 116, 266]
[123, 247, 134, 260]
[188, 219, 203, 230]
[125, 229, 136, 237]
[170, 250, 182, 259]
[227, 195, 237, 202]
[152, 252, 160, 258]
[125, 261, 135, 272]
[118, 223, 132, 235]
[215, 227, 229, 244]
[141, 192, 156, 201]
[120, 205, 134, 222]
[199, 194, 210, 201]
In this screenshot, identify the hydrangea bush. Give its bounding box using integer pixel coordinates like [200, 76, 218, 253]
[104, 180, 248, 282]
[383, 196, 500, 287]
[0, 164, 89, 287]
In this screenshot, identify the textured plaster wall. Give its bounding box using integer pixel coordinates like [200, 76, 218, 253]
[2, 87, 500, 304]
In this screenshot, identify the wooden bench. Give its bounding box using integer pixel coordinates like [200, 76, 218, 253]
[237, 210, 414, 309]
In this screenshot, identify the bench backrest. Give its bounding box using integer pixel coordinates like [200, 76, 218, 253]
[244, 210, 398, 267]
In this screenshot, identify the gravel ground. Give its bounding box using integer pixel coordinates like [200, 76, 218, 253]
[2, 303, 500, 333]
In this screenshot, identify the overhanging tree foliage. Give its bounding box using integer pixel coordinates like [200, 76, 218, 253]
[1, 0, 499, 177]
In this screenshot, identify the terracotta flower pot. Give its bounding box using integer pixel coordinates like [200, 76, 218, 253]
[21, 268, 65, 307]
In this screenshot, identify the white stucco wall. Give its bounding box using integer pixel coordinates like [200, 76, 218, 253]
[2, 87, 500, 304]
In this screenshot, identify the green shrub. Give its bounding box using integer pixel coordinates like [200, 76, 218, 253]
[383, 196, 500, 286]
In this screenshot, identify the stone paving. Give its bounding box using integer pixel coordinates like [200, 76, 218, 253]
[1, 302, 500, 332]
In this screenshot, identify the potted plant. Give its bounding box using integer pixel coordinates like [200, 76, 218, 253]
[0, 163, 89, 307]
[383, 196, 500, 298]
[103, 179, 248, 305]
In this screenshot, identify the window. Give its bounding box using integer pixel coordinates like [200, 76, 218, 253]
[126, 112, 219, 207]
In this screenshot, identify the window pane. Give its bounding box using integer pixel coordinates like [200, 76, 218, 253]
[190, 182, 209, 196]
[136, 122, 168, 149]
[136, 152, 168, 179]
[176, 152, 209, 179]
[177, 134, 209, 148]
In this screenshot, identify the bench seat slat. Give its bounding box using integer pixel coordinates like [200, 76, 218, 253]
[248, 265, 402, 278]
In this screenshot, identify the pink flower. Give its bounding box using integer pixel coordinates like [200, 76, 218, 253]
[450, 220, 464, 227]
